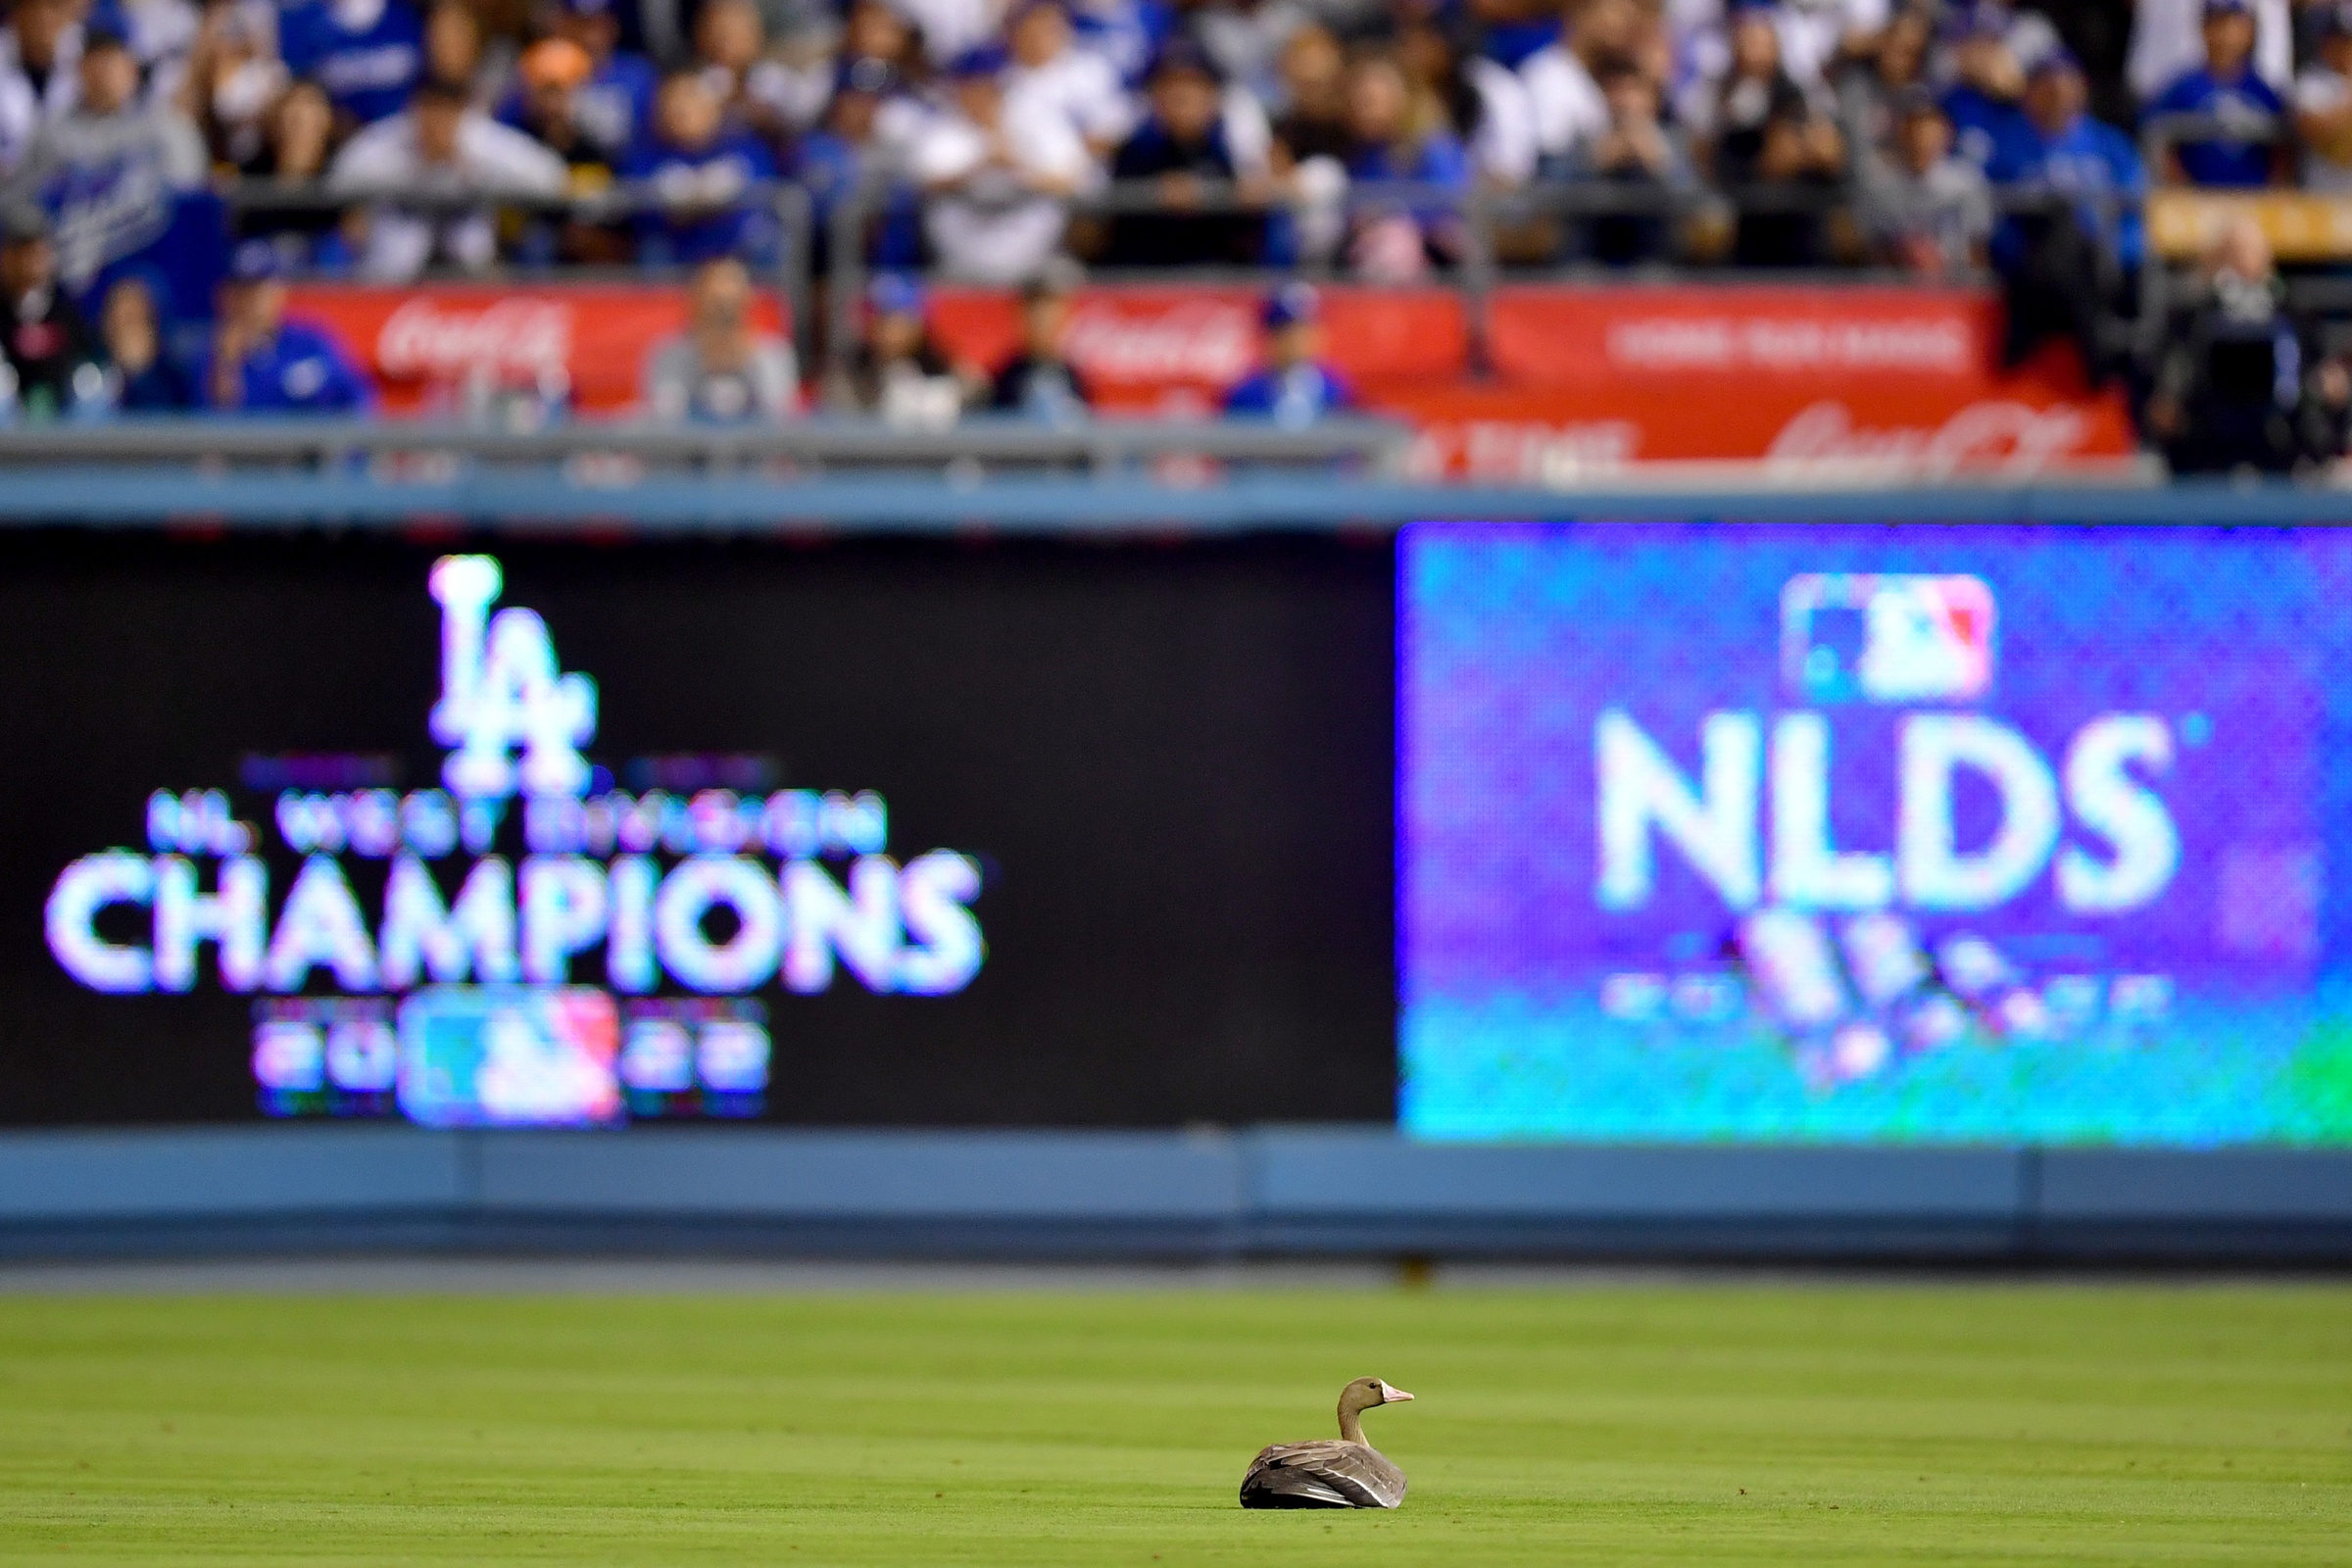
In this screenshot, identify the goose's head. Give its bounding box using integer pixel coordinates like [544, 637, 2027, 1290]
[1341, 1376, 1414, 1413]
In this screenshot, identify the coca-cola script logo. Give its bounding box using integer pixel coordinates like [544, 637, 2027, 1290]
[376, 298, 576, 382]
[1765, 399, 2090, 477]
[1059, 302, 1258, 387]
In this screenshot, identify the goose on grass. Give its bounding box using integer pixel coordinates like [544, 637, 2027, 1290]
[1237, 1377, 1413, 1509]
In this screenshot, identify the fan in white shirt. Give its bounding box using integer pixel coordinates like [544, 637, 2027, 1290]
[2297, 3, 2352, 194]
[1520, 0, 1640, 170]
[1004, 0, 1134, 159]
[888, 0, 1004, 65]
[327, 77, 568, 279]
[0, 0, 84, 174]
[910, 43, 1091, 282]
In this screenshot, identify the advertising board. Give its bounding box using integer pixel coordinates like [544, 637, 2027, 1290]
[3, 532, 1393, 1128]
[1400, 523, 2352, 1145]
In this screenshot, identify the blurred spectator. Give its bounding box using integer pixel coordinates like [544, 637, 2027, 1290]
[2, 15, 206, 302]
[1698, 3, 1843, 268]
[114, 0, 205, 92]
[1773, 0, 1889, 87]
[1006, 0, 1133, 160]
[1569, 58, 1690, 266]
[1066, 0, 1170, 88]
[235, 79, 354, 270]
[1471, 0, 1566, 71]
[825, 270, 970, 422]
[1993, 48, 2141, 374]
[196, 238, 372, 412]
[911, 45, 1088, 283]
[505, 38, 620, 177]
[1223, 280, 1353, 421]
[1397, 10, 1537, 189]
[179, 0, 286, 168]
[422, 0, 502, 107]
[2147, 218, 2305, 473]
[621, 69, 780, 266]
[1333, 48, 1469, 277]
[2146, 0, 2288, 188]
[695, 0, 823, 148]
[99, 272, 191, 409]
[791, 55, 924, 270]
[1265, 21, 1347, 263]
[989, 256, 1091, 417]
[2295, 1, 2352, 194]
[1106, 39, 1264, 266]
[895, 0, 1001, 66]
[1523, 0, 1639, 176]
[1269, 23, 1347, 165]
[643, 254, 800, 421]
[0, 200, 103, 418]
[1860, 91, 1988, 277]
[279, 0, 425, 127]
[546, 0, 658, 161]
[1837, 5, 1930, 160]
[1190, 0, 1311, 111]
[2129, 0, 2288, 103]
[503, 38, 635, 263]
[0, 0, 84, 175]
[326, 77, 568, 278]
[841, 0, 927, 83]
[1937, 3, 2033, 176]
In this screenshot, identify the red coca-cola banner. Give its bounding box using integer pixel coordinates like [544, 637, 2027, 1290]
[925, 284, 1469, 412]
[284, 283, 790, 414]
[275, 278, 2134, 472]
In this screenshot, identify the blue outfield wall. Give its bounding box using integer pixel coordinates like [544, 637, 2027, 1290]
[5, 1126, 2351, 1262]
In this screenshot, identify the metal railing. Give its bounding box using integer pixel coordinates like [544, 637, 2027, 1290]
[0, 412, 1412, 477]
[175, 164, 2175, 445]
[220, 178, 817, 373]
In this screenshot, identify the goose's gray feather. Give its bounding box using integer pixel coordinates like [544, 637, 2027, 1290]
[1238, 1440, 1407, 1510]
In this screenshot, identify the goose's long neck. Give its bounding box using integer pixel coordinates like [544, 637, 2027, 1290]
[1337, 1398, 1367, 1445]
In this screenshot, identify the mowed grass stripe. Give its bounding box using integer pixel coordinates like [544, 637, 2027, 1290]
[0, 1286, 2345, 1565]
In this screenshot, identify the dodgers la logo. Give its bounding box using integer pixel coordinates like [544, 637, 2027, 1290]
[428, 556, 596, 799]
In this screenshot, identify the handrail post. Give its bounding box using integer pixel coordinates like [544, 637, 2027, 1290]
[1459, 183, 1496, 379]
[772, 182, 814, 383]
[828, 172, 882, 403]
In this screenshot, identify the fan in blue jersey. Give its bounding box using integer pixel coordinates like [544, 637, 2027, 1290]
[620, 69, 779, 265]
[1937, 4, 2036, 176]
[2000, 50, 2146, 271]
[279, 0, 425, 127]
[790, 55, 924, 270]
[1223, 282, 1354, 424]
[2145, 0, 2288, 187]
[1988, 49, 2145, 380]
[195, 241, 374, 414]
[2, 12, 210, 314]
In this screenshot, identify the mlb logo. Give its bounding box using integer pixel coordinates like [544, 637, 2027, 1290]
[1781, 573, 1995, 704]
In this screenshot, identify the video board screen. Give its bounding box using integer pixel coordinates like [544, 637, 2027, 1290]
[1400, 522, 2352, 1146]
[0, 530, 1394, 1128]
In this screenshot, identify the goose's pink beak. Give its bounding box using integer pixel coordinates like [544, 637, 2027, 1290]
[1380, 1383, 1414, 1403]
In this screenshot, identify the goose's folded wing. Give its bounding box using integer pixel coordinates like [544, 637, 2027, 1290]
[1239, 1442, 1406, 1509]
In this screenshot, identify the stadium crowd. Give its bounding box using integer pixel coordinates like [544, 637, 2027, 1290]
[0, 0, 2347, 466]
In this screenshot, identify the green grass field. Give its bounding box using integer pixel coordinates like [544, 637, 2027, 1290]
[1, 1280, 2346, 1564]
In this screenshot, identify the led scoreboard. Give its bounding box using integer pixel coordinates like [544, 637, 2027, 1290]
[0, 530, 1395, 1129]
[1400, 523, 2352, 1148]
